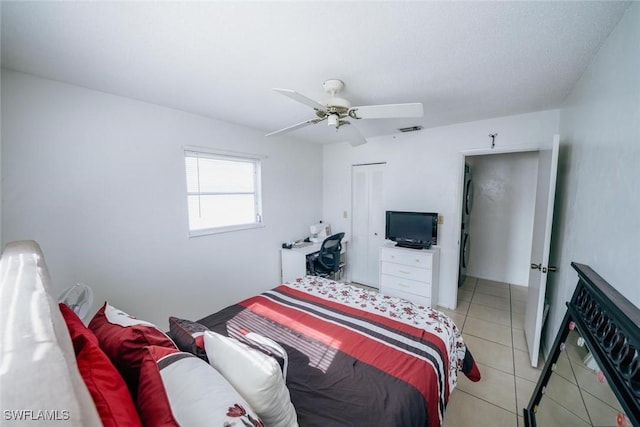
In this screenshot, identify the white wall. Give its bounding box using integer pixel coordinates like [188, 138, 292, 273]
[466, 151, 538, 286]
[544, 4, 640, 351]
[1, 70, 323, 326]
[0, 67, 2, 243]
[323, 109, 560, 309]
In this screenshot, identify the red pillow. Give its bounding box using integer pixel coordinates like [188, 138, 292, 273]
[137, 346, 181, 426]
[88, 302, 177, 398]
[75, 334, 142, 427]
[59, 303, 141, 427]
[59, 302, 100, 347]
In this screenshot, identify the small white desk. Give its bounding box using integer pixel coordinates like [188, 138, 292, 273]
[280, 240, 347, 283]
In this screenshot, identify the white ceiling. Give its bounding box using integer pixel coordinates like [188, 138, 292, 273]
[0, 1, 631, 144]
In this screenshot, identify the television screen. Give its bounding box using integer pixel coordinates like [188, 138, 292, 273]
[385, 211, 437, 248]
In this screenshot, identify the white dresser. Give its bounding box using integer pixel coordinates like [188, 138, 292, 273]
[379, 243, 440, 308]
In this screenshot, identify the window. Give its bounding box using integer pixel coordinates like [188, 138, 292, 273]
[184, 148, 263, 236]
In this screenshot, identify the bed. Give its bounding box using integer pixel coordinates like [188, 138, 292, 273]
[0, 240, 480, 427]
[198, 276, 481, 427]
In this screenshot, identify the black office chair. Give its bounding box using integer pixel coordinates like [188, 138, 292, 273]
[307, 232, 345, 280]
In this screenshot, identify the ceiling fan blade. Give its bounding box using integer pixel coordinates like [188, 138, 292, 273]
[273, 88, 326, 110]
[338, 122, 368, 147]
[349, 102, 424, 120]
[265, 117, 325, 137]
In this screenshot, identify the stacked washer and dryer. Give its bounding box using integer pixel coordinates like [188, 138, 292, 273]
[459, 163, 473, 286]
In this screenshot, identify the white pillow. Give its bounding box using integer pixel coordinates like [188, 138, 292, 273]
[204, 331, 298, 427]
[138, 346, 263, 427]
[241, 330, 289, 381]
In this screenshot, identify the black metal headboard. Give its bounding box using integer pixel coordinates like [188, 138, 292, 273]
[524, 262, 640, 426]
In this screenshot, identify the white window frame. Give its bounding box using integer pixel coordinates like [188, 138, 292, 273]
[184, 146, 264, 237]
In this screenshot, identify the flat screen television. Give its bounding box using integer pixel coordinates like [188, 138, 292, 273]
[385, 211, 438, 249]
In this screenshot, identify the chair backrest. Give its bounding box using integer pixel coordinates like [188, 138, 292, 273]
[318, 233, 345, 272]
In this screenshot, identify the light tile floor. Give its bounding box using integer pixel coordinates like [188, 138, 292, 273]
[439, 276, 544, 427]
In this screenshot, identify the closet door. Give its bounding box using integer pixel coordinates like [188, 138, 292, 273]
[351, 163, 385, 287]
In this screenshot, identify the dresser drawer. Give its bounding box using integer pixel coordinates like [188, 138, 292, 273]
[380, 261, 431, 283]
[380, 273, 432, 297]
[380, 248, 432, 269]
[382, 285, 432, 308]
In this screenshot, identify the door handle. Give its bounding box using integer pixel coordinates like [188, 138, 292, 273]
[531, 263, 556, 272]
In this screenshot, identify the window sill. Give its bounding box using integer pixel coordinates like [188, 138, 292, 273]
[188, 222, 265, 237]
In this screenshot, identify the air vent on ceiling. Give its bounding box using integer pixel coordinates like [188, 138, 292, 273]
[397, 125, 423, 133]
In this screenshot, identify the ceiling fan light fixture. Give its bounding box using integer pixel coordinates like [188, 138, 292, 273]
[324, 97, 351, 109]
[266, 79, 424, 146]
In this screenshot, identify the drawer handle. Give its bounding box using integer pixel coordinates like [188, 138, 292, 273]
[398, 283, 410, 288]
[399, 270, 411, 275]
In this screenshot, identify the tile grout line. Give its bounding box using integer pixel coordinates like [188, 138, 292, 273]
[454, 389, 519, 418]
[459, 279, 470, 330]
[509, 283, 522, 424]
[460, 277, 475, 330]
[455, 278, 529, 426]
[467, 278, 521, 422]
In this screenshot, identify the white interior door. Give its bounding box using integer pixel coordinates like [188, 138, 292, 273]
[367, 167, 386, 285]
[524, 135, 560, 368]
[351, 167, 369, 284]
[351, 163, 385, 287]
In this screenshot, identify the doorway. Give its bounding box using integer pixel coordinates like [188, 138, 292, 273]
[456, 138, 559, 367]
[464, 151, 539, 286]
[350, 163, 386, 288]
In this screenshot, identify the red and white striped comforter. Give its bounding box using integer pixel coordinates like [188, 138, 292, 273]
[199, 277, 480, 427]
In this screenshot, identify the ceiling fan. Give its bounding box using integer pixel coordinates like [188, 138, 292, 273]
[266, 79, 424, 146]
